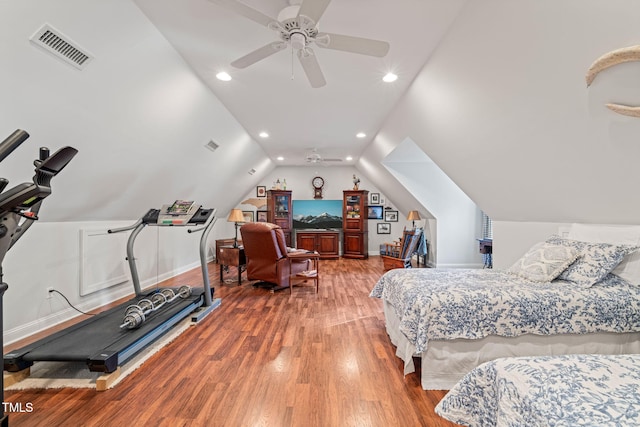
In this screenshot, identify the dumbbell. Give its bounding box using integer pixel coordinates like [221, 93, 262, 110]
[151, 285, 191, 308]
[120, 298, 154, 329]
[120, 286, 192, 329]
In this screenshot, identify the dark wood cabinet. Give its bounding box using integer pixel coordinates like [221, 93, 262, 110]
[295, 230, 340, 259]
[342, 190, 368, 259]
[267, 190, 292, 246]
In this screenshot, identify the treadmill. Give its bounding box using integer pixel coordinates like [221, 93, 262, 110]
[4, 201, 220, 374]
[0, 129, 78, 427]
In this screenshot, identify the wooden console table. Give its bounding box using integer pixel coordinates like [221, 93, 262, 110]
[218, 245, 246, 284]
[295, 230, 340, 259]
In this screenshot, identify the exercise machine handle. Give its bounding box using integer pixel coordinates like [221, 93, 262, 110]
[0, 130, 29, 164]
[107, 219, 143, 234]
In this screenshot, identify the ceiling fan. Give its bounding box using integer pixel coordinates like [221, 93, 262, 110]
[305, 148, 342, 164]
[209, 0, 390, 88]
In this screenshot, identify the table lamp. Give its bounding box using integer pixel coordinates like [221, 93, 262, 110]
[407, 210, 421, 228]
[227, 209, 245, 248]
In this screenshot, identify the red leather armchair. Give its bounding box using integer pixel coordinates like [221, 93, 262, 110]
[240, 222, 310, 291]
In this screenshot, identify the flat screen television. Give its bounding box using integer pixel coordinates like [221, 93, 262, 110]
[367, 205, 383, 219]
[292, 199, 342, 229]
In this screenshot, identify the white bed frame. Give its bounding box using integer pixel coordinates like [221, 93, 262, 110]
[384, 300, 640, 390]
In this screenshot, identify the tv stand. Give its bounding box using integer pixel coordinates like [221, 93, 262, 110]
[295, 229, 340, 259]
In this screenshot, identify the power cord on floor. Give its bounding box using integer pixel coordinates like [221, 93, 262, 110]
[48, 289, 96, 316]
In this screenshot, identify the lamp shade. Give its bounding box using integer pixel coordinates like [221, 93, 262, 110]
[407, 210, 421, 221]
[227, 209, 245, 223]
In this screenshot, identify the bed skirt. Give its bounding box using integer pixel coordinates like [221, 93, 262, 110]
[383, 300, 640, 390]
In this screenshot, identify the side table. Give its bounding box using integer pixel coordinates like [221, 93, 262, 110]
[218, 245, 246, 284]
[288, 251, 320, 294]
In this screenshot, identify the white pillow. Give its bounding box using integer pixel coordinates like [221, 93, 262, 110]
[568, 223, 640, 286]
[507, 241, 579, 283]
[547, 236, 638, 287]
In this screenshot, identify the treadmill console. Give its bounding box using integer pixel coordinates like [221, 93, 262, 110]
[157, 200, 200, 225]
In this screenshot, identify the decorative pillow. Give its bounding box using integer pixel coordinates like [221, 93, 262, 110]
[566, 223, 640, 286]
[612, 250, 640, 286]
[546, 236, 638, 287]
[507, 241, 579, 283]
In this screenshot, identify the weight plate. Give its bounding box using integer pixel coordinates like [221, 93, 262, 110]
[138, 299, 154, 312]
[161, 288, 175, 300]
[125, 304, 143, 316]
[151, 292, 167, 307]
[178, 285, 192, 298]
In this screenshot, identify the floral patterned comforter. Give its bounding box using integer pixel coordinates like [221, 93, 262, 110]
[369, 269, 640, 353]
[435, 354, 640, 427]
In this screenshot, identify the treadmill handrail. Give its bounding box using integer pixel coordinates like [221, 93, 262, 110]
[107, 219, 143, 234]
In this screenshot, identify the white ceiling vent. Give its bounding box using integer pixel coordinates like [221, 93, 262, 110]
[204, 140, 219, 152]
[29, 24, 93, 70]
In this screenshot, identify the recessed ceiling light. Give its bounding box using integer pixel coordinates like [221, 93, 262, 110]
[382, 72, 398, 83]
[216, 71, 231, 81]
[276, 156, 284, 161]
[259, 131, 269, 138]
[356, 132, 366, 138]
[346, 156, 353, 161]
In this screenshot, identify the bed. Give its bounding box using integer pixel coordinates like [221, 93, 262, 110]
[435, 353, 640, 426]
[370, 227, 640, 390]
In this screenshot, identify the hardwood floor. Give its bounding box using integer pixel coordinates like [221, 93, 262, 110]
[4, 257, 460, 427]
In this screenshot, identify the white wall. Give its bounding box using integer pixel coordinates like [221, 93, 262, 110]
[364, 0, 640, 262]
[382, 138, 483, 267]
[0, 0, 272, 343]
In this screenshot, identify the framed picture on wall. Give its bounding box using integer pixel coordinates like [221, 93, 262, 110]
[384, 210, 398, 222]
[367, 205, 383, 219]
[256, 210, 268, 222]
[370, 193, 380, 204]
[242, 211, 254, 223]
[377, 223, 391, 234]
[256, 186, 267, 197]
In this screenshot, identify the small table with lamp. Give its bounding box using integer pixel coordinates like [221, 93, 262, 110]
[220, 209, 246, 284]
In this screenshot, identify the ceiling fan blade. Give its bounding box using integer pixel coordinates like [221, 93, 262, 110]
[297, 0, 332, 24]
[231, 42, 287, 69]
[297, 48, 326, 88]
[209, 0, 275, 28]
[316, 32, 390, 57]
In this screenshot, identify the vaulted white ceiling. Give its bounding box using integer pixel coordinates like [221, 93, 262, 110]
[133, 0, 466, 165]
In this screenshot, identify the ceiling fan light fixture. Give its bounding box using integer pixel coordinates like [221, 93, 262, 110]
[290, 32, 306, 50]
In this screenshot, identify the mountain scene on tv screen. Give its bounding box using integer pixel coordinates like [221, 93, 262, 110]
[293, 212, 342, 229]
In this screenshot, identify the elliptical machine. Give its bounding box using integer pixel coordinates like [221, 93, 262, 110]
[0, 129, 77, 427]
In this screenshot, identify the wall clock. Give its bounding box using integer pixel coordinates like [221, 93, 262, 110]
[312, 176, 324, 199]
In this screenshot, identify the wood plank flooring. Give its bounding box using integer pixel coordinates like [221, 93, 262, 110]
[4, 257, 460, 427]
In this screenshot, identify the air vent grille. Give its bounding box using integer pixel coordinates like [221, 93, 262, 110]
[30, 24, 93, 70]
[205, 140, 219, 152]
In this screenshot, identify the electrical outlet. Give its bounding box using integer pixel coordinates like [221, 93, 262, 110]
[46, 287, 54, 299]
